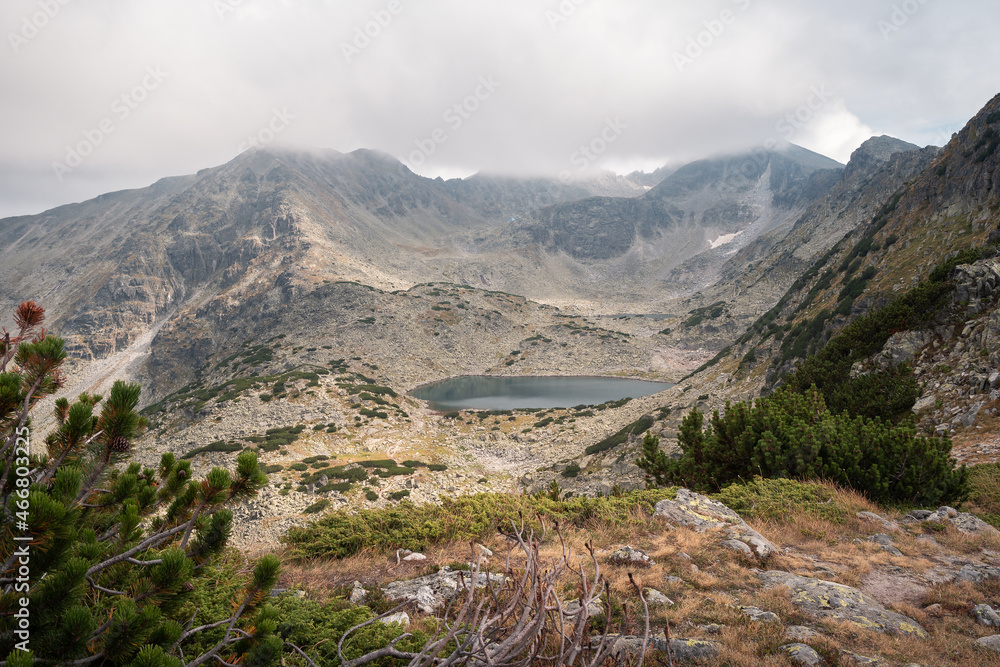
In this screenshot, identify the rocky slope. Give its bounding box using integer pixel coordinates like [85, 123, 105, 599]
[662, 137, 937, 347]
[632, 94, 1000, 485]
[0, 144, 815, 367]
[286, 482, 1000, 666]
[470, 144, 843, 300]
[532, 98, 1000, 501]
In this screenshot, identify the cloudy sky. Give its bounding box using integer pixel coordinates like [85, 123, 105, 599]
[1, 0, 998, 218]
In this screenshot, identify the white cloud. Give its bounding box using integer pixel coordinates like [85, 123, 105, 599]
[1, 0, 999, 217]
[794, 100, 877, 164]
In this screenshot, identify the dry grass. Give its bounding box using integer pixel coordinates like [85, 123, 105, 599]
[922, 578, 997, 613]
[275, 480, 1000, 666]
[912, 518, 1000, 555]
[952, 400, 1000, 464]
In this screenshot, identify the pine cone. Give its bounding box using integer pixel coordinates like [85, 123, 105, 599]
[109, 436, 131, 453]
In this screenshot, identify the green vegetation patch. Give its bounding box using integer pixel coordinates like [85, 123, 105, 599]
[300, 466, 368, 485]
[338, 384, 398, 398]
[711, 477, 849, 524]
[683, 301, 726, 328]
[319, 481, 354, 494]
[359, 459, 397, 468]
[965, 463, 1000, 529]
[375, 466, 415, 478]
[585, 415, 655, 455]
[181, 440, 244, 460]
[142, 364, 333, 416]
[283, 489, 679, 560]
[260, 425, 307, 452]
[638, 386, 968, 507]
[304, 499, 331, 514]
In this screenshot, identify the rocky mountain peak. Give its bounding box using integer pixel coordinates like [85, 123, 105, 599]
[843, 135, 924, 181]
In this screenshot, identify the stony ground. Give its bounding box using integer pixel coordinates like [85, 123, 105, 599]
[278, 484, 1000, 666]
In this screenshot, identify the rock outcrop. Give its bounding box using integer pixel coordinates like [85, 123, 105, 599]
[653, 488, 778, 559]
[382, 567, 504, 614]
[759, 571, 929, 638]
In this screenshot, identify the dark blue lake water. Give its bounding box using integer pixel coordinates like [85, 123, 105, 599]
[410, 375, 674, 411]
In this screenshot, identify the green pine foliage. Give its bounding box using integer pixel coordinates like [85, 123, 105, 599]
[0, 303, 279, 666]
[637, 386, 967, 506]
[584, 414, 655, 455]
[283, 489, 677, 560]
[781, 278, 951, 421]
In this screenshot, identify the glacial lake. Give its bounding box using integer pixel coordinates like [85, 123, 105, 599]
[410, 375, 674, 411]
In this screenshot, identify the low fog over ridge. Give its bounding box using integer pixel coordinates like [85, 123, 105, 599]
[2, 0, 998, 218]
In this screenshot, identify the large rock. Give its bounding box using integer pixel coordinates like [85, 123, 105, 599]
[644, 588, 674, 608]
[610, 635, 721, 662]
[949, 512, 1000, 537]
[349, 581, 367, 605]
[653, 488, 777, 559]
[954, 564, 1000, 584]
[881, 330, 931, 365]
[760, 571, 928, 638]
[974, 604, 1000, 627]
[867, 534, 903, 557]
[607, 545, 652, 567]
[904, 506, 1000, 537]
[951, 259, 1000, 315]
[737, 605, 780, 623]
[379, 612, 410, 626]
[383, 567, 504, 614]
[780, 643, 825, 666]
[977, 635, 1000, 653]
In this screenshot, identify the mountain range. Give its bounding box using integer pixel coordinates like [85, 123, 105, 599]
[3, 93, 1000, 511]
[0, 140, 846, 365]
